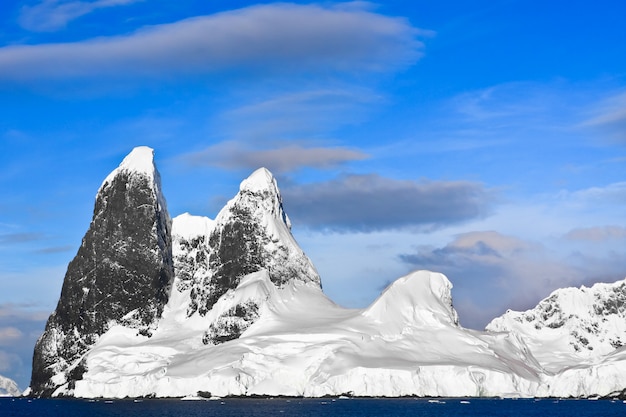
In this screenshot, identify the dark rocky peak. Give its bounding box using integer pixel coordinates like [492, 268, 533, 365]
[235, 167, 292, 228]
[29, 146, 174, 397]
[185, 168, 321, 317]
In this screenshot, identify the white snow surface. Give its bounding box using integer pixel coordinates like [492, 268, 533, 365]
[172, 213, 214, 240]
[98, 146, 168, 215]
[62, 270, 626, 399]
[101, 146, 157, 189]
[0, 374, 21, 397]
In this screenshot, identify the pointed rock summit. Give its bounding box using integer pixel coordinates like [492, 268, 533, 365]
[30, 146, 174, 397]
[177, 168, 320, 343]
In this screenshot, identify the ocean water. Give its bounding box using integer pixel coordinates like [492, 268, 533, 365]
[1, 397, 625, 417]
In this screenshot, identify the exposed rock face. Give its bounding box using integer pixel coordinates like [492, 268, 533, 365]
[29, 146, 174, 397]
[171, 213, 214, 294]
[170, 168, 320, 344]
[184, 168, 320, 319]
[487, 278, 626, 370]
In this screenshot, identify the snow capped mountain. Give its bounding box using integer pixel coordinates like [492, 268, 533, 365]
[0, 374, 21, 397]
[27, 148, 626, 399]
[29, 146, 174, 397]
[178, 167, 321, 344]
[487, 278, 626, 372]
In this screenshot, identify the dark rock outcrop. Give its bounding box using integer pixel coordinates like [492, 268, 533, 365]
[29, 146, 174, 397]
[184, 168, 321, 318]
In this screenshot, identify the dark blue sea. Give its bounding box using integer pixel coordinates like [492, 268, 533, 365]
[2, 397, 625, 417]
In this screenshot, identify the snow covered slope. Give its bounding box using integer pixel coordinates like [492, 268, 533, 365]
[0, 374, 21, 397]
[487, 278, 626, 372]
[72, 270, 548, 398]
[67, 269, 626, 399]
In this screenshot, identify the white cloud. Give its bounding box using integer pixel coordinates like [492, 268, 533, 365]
[564, 225, 626, 242]
[0, 351, 20, 372]
[566, 182, 626, 204]
[220, 89, 382, 141]
[0, 303, 50, 321]
[580, 90, 626, 143]
[19, 0, 142, 32]
[0, 327, 23, 346]
[1, 3, 424, 82]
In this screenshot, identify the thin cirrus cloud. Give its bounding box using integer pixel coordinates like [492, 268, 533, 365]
[580, 90, 626, 144]
[282, 174, 494, 232]
[0, 232, 44, 245]
[1, 3, 424, 82]
[221, 89, 382, 140]
[0, 327, 23, 346]
[559, 181, 626, 205]
[564, 225, 626, 241]
[181, 142, 369, 174]
[18, 0, 142, 32]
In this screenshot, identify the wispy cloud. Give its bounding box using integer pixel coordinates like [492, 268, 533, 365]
[2, 3, 424, 82]
[19, 0, 142, 32]
[283, 174, 494, 232]
[220, 89, 382, 141]
[0, 351, 21, 373]
[0, 327, 23, 346]
[0, 303, 50, 321]
[183, 142, 369, 174]
[0, 232, 44, 245]
[564, 225, 626, 242]
[580, 90, 626, 144]
[557, 181, 626, 206]
[34, 245, 74, 254]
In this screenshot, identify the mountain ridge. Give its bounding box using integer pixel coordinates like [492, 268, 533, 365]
[27, 146, 626, 399]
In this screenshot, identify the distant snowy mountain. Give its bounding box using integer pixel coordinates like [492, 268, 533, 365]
[27, 147, 626, 399]
[0, 374, 21, 397]
[487, 278, 626, 372]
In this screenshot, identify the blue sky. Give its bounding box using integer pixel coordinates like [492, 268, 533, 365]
[1, 0, 625, 389]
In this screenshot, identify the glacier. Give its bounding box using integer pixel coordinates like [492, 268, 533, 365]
[28, 146, 626, 399]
